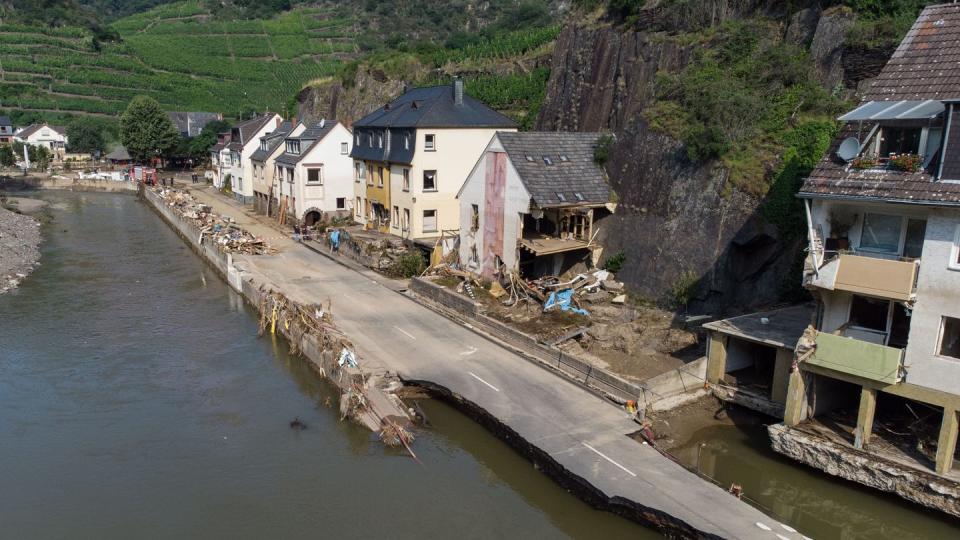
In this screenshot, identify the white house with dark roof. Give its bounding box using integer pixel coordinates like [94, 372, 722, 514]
[224, 114, 282, 204]
[703, 5, 960, 497]
[457, 132, 613, 279]
[250, 121, 298, 215]
[350, 79, 517, 240]
[273, 120, 353, 226]
[15, 124, 68, 159]
[168, 111, 222, 138]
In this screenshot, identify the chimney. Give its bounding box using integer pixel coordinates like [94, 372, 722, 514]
[319, 118, 326, 128]
[453, 77, 463, 106]
[275, 117, 281, 128]
[291, 116, 298, 127]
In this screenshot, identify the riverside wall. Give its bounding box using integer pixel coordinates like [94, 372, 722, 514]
[141, 186, 409, 432]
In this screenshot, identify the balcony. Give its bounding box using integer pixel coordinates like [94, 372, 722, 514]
[807, 253, 918, 301]
[804, 331, 904, 384]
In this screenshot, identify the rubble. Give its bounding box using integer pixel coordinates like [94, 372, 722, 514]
[0, 203, 42, 294]
[154, 187, 275, 255]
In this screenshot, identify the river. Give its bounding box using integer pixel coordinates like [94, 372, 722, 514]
[0, 191, 648, 539]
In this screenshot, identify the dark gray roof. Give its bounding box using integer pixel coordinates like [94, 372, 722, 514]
[231, 115, 274, 146]
[865, 4, 960, 101]
[168, 111, 222, 137]
[17, 124, 66, 139]
[353, 84, 517, 129]
[497, 132, 611, 207]
[250, 121, 293, 162]
[275, 121, 338, 166]
[104, 145, 131, 161]
[0, 116, 11, 126]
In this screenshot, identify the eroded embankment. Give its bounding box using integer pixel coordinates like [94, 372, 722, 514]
[404, 379, 721, 540]
[0, 203, 42, 293]
[140, 185, 413, 443]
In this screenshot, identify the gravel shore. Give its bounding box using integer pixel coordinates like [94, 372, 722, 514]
[0, 204, 42, 293]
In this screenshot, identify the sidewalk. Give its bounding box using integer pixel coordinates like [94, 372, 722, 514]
[166, 184, 807, 539]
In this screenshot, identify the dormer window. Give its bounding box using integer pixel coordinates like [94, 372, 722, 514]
[286, 140, 301, 154]
[879, 127, 922, 157]
[260, 140, 268, 151]
[377, 133, 383, 148]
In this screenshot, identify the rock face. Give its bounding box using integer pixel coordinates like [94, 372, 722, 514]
[537, 22, 799, 311]
[536, 9, 887, 312]
[769, 424, 960, 517]
[0, 204, 42, 293]
[297, 65, 417, 126]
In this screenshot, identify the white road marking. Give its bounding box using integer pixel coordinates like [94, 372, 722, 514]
[582, 442, 637, 477]
[394, 326, 416, 340]
[459, 346, 478, 356]
[780, 524, 797, 533]
[468, 372, 500, 392]
[755, 522, 772, 531]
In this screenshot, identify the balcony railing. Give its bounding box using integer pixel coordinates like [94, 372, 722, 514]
[805, 331, 904, 384]
[806, 253, 918, 301]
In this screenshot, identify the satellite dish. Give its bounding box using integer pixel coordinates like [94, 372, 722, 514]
[837, 137, 861, 162]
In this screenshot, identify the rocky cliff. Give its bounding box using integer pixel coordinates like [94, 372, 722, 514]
[537, 6, 890, 312]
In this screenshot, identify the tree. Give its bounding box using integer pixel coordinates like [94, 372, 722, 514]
[0, 145, 14, 167]
[120, 95, 180, 163]
[187, 119, 230, 159]
[66, 117, 107, 155]
[12, 141, 52, 169]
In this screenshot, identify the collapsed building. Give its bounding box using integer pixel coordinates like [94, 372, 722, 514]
[457, 131, 615, 280]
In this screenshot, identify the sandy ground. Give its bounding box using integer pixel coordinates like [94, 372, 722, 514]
[641, 395, 769, 453]
[3, 197, 49, 214]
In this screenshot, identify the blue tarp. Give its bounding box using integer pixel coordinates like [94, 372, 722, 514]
[543, 289, 589, 316]
[329, 229, 341, 249]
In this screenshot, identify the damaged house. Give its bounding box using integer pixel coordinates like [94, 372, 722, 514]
[457, 132, 614, 279]
[702, 4, 960, 514]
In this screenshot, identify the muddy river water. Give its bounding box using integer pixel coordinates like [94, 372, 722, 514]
[2, 191, 957, 539]
[0, 192, 648, 539]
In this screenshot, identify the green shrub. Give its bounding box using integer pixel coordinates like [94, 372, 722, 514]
[603, 250, 626, 273]
[390, 250, 426, 278]
[669, 269, 698, 310]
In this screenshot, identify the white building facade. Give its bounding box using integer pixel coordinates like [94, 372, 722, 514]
[273, 121, 354, 225]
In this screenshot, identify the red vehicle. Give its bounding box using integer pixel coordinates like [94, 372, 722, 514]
[130, 166, 158, 186]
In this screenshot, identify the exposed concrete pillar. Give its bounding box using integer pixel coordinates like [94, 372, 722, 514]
[771, 347, 793, 404]
[706, 332, 728, 384]
[936, 408, 959, 475]
[783, 368, 808, 426]
[854, 387, 877, 450]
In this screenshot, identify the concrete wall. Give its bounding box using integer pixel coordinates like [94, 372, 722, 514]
[905, 209, 960, 394]
[391, 127, 515, 240]
[458, 135, 530, 275]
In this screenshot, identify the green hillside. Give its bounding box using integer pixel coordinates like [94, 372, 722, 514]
[0, 0, 355, 122]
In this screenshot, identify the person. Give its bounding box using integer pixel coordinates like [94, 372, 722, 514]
[292, 224, 302, 242]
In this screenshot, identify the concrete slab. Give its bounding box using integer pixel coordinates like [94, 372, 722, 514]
[703, 304, 814, 349]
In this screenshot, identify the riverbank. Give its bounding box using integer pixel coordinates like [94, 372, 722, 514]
[1, 173, 137, 193]
[0, 197, 44, 294]
[141, 183, 810, 540]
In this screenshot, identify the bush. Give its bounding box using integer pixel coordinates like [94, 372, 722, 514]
[603, 250, 626, 273]
[594, 134, 615, 165]
[669, 269, 699, 310]
[390, 250, 426, 278]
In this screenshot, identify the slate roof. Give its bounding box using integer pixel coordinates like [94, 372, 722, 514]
[0, 116, 11, 126]
[168, 111, 222, 137]
[231, 114, 275, 147]
[105, 145, 131, 161]
[17, 124, 66, 139]
[275, 121, 338, 166]
[800, 4, 960, 206]
[354, 84, 517, 129]
[250, 121, 293, 162]
[865, 4, 960, 101]
[496, 132, 611, 207]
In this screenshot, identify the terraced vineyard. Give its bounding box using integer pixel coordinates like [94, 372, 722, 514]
[0, 0, 357, 121]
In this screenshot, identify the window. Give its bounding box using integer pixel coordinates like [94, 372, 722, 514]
[286, 140, 301, 154]
[392, 206, 399, 228]
[377, 133, 383, 148]
[423, 170, 437, 191]
[423, 209, 437, 232]
[556, 192, 566, 202]
[938, 317, 960, 359]
[403, 208, 410, 231]
[948, 226, 960, 273]
[355, 197, 361, 217]
[402, 168, 410, 191]
[425, 134, 435, 151]
[543, 156, 553, 165]
[859, 213, 902, 255]
[286, 168, 294, 184]
[879, 126, 921, 157]
[471, 204, 479, 231]
[355, 162, 364, 183]
[404, 133, 410, 150]
[903, 218, 926, 259]
[307, 167, 322, 184]
[355, 133, 360, 145]
[260, 140, 268, 151]
[336, 197, 346, 210]
[368, 133, 373, 148]
[377, 166, 384, 187]
[574, 192, 584, 201]
[849, 295, 889, 333]
[341, 142, 349, 155]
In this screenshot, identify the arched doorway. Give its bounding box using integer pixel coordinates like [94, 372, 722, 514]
[303, 210, 322, 227]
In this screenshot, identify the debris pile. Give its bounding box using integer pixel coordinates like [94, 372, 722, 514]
[155, 187, 275, 255]
[0, 203, 42, 294]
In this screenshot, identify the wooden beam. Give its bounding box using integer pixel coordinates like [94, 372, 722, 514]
[706, 331, 728, 384]
[854, 387, 877, 449]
